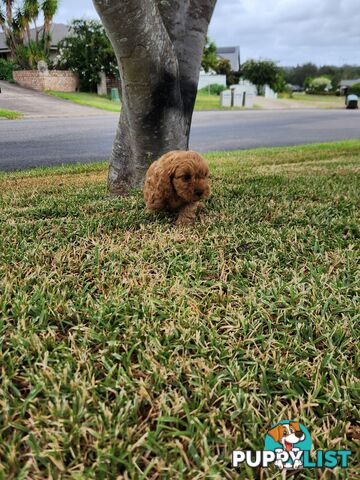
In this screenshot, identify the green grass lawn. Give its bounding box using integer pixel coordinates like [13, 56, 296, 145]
[47, 91, 121, 112]
[195, 91, 223, 110]
[0, 108, 22, 119]
[292, 93, 344, 104]
[47, 91, 251, 111]
[0, 141, 359, 479]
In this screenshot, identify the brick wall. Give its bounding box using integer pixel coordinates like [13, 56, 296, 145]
[13, 70, 79, 92]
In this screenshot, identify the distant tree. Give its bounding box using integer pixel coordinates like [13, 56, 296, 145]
[285, 62, 318, 87]
[318, 65, 337, 77]
[284, 63, 360, 91]
[56, 19, 118, 92]
[214, 57, 240, 86]
[328, 71, 343, 90]
[303, 76, 314, 90]
[340, 64, 360, 79]
[349, 82, 360, 96]
[242, 59, 281, 94]
[272, 70, 287, 93]
[201, 37, 218, 72]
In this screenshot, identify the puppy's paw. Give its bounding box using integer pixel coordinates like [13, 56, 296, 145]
[176, 203, 199, 226]
[175, 216, 195, 227]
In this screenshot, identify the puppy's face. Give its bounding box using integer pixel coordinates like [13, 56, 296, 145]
[171, 152, 210, 203]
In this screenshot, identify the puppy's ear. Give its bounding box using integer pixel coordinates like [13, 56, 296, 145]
[268, 425, 284, 443]
[290, 422, 300, 431]
[164, 160, 178, 179]
[154, 160, 177, 201]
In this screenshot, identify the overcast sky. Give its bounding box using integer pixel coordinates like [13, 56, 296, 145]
[54, 0, 359, 66]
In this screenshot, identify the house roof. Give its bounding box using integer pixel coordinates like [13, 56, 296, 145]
[340, 78, 360, 87]
[217, 46, 241, 72]
[0, 31, 6, 51]
[0, 23, 71, 52]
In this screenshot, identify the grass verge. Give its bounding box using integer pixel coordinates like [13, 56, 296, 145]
[0, 108, 22, 119]
[0, 141, 359, 479]
[47, 91, 121, 112]
[47, 90, 255, 112]
[277, 93, 345, 109]
[292, 93, 343, 104]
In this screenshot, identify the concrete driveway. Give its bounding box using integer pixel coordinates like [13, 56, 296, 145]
[0, 81, 114, 118]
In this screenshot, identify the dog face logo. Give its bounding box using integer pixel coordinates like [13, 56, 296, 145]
[265, 421, 312, 470]
[268, 422, 305, 452]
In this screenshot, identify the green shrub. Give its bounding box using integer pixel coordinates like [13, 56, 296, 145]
[349, 82, 360, 96]
[306, 76, 332, 94]
[278, 90, 293, 99]
[56, 19, 118, 92]
[0, 59, 16, 81]
[199, 83, 227, 95]
[15, 41, 48, 70]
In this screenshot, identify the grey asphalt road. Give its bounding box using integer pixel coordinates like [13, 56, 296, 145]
[0, 109, 359, 171]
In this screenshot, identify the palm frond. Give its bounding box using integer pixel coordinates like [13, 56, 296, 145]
[42, 0, 58, 18]
[23, 0, 40, 21]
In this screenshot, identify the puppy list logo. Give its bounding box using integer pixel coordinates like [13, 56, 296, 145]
[232, 420, 352, 471]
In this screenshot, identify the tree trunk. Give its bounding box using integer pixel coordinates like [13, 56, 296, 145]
[3, 1, 17, 59]
[43, 17, 52, 55]
[93, 0, 216, 195]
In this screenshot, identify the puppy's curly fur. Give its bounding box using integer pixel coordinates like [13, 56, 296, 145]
[144, 150, 211, 225]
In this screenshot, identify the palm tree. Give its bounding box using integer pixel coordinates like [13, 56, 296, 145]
[23, 0, 39, 44]
[5, 0, 13, 24]
[13, 8, 27, 43]
[1, 0, 57, 65]
[22, 0, 40, 67]
[0, 0, 17, 57]
[42, 0, 58, 55]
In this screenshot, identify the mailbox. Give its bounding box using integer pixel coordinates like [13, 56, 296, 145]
[111, 88, 120, 103]
[220, 90, 232, 107]
[346, 94, 358, 109]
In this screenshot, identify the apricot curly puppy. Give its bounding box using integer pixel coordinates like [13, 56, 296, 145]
[144, 150, 211, 225]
